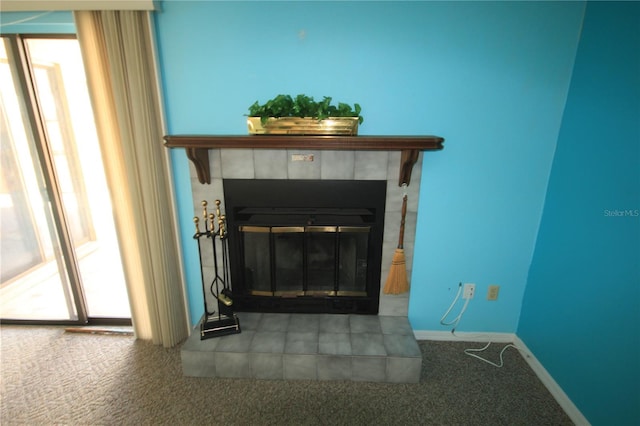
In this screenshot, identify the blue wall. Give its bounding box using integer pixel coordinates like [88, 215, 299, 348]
[518, 2, 640, 425]
[154, 0, 585, 328]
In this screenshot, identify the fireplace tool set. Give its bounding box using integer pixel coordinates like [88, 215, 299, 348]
[193, 199, 241, 339]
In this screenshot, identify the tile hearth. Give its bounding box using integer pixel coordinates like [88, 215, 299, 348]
[181, 312, 422, 383]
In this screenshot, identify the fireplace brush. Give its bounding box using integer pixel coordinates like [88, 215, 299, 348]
[383, 187, 409, 294]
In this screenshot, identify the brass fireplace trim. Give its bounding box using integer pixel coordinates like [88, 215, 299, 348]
[274, 291, 306, 297]
[339, 226, 371, 233]
[241, 225, 371, 234]
[249, 290, 367, 297]
[272, 226, 305, 233]
[250, 290, 274, 296]
[239, 225, 270, 233]
[305, 226, 337, 233]
[336, 290, 368, 297]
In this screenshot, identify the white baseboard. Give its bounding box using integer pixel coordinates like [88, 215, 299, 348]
[413, 330, 516, 343]
[513, 336, 590, 426]
[413, 329, 590, 426]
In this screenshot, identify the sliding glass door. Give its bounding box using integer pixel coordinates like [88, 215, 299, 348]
[0, 36, 130, 322]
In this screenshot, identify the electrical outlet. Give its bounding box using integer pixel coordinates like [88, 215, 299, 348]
[463, 283, 475, 299]
[487, 285, 500, 301]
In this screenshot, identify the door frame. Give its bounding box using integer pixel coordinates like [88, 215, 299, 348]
[1, 34, 131, 327]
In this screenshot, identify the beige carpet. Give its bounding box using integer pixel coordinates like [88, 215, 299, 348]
[0, 325, 572, 425]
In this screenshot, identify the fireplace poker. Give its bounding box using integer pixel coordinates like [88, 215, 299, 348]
[193, 216, 215, 316]
[219, 214, 232, 300]
[208, 210, 223, 308]
[209, 201, 233, 309]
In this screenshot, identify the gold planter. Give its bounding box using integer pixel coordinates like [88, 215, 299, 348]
[247, 116, 359, 136]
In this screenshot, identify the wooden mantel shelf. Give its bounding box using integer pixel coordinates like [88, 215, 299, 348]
[164, 135, 445, 186]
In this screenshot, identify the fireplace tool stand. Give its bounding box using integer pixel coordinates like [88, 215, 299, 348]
[193, 200, 240, 339]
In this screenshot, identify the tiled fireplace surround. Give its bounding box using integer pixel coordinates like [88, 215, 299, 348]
[181, 148, 425, 382]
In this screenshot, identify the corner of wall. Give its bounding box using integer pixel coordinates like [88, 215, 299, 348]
[516, 0, 588, 333]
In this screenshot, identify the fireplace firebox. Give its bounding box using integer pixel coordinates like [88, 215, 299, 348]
[224, 179, 386, 314]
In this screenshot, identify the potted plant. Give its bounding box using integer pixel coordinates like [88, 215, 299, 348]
[247, 94, 363, 135]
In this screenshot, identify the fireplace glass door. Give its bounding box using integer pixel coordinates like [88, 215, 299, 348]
[240, 225, 370, 297]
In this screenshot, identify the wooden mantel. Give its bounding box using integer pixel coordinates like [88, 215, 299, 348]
[163, 135, 445, 186]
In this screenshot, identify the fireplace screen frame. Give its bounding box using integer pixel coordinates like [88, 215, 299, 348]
[224, 179, 386, 314]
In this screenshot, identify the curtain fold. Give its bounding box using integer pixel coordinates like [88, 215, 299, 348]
[74, 10, 188, 347]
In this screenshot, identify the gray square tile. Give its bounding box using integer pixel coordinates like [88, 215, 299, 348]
[384, 206, 404, 247]
[283, 354, 317, 380]
[181, 350, 216, 377]
[251, 353, 284, 380]
[254, 150, 288, 179]
[355, 151, 389, 180]
[181, 330, 220, 351]
[381, 235, 396, 266]
[287, 314, 320, 333]
[349, 315, 382, 333]
[235, 312, 262, 331]
[351, 333, 386, 356]
[379, 316, 414, 335]
[378, 293, 409, 316]
[386, 151, 401, 182]
[220, 149, 255, 178]
[215, 330, 254, 352]
[320, 150, 355, 179]
[386, 357, 422, 383]
[383, 334, 421, 357]
[257, 313, 290, 332]
[214, 352, 251, 378]
[285, 331, 319, 354]
[352, 356, 386, 382]
[318, 332, 351, 355]
[250, 331, 286, 353]
[317, 355, 351, 381]
[402, 211, 417, 247]
[319, 314, 350, 333]
[209, 149, 222, 179]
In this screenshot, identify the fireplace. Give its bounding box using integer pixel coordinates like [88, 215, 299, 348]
[165, 138, 444, 317]
[224, 179, 386, 314]
[169, 136, 444, 382]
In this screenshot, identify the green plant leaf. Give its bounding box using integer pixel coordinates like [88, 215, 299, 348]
[247, 94, 363, 124]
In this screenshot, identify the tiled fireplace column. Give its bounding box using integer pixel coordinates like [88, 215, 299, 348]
[201, 149, 418, 315]
[192, 153, 415, 315]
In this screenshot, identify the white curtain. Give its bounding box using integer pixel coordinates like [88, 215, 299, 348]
[74, 10, 189, 347]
